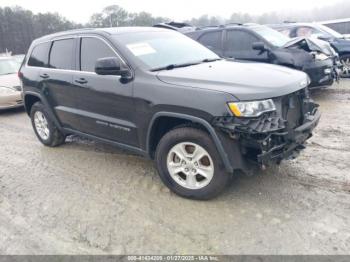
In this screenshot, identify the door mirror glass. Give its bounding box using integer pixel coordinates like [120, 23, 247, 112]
[95, 57, 129, 76]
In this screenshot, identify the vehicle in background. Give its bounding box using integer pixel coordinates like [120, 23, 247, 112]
[0, 57, 23, 110]
[269, 22, 350, 78]
[185, 23, 339, 88]
[19, 27, 319, 199]
[13, 54, 25, 66]
[154, 22, 198, 33]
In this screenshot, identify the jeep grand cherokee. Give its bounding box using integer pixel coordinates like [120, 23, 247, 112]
[19, 27, 320, 199]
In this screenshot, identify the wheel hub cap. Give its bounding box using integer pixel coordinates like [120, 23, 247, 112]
[166, 142, 214, 190]
[34, 111, 50, 140]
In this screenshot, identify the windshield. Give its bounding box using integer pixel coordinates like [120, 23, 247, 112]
[317, 24, 343, 38]
[251, 26, 291, 47]
[114, 31, 220, 70]
[0, 58, 19, 75]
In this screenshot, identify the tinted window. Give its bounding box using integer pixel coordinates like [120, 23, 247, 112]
[199, 31, 222, 51]
[80, 37, 116, 72]
[28, 42, 50, 67]
[225, 30, 259, 52]
[49, 39, 74, 70]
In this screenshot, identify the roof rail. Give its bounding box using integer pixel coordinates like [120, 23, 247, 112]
[283, 21, 296, 23]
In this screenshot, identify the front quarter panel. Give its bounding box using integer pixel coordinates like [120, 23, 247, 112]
[132, 68, 235, 150]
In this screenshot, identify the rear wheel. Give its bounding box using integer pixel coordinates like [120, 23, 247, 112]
[340, 54, 350, 78]
[155, 127, 230, 200]
[30, 102, 66, 147]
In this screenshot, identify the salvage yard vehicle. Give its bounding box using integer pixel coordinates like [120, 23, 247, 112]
[269, 22, 350, 78]
[19, 27, 320, 199]
[184, 23, 339, 88]
[0, 57, 23, 110]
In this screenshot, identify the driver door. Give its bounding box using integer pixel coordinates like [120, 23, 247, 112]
[71, 36, 138, 147]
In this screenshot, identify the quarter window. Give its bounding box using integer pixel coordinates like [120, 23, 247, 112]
[28, 42, 51, 67]
[80, 37, 116, 72]
[49, 39, 74, 70]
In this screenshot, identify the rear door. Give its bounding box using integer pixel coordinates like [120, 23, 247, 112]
[223, 29, 269, 62]
[39, 37, 82, 130]
[71, 36, 137, 146]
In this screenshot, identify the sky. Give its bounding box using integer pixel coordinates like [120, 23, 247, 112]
[0, 0, 341, 23]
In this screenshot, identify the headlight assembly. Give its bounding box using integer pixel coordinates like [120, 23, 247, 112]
[0, 86, 16, 95]
[313, 53, 329, 61]
[228, 99, 276, 117]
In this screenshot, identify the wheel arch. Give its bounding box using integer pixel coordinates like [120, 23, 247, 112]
[146, 112, 234, 173]
[24, 91, 63, 131]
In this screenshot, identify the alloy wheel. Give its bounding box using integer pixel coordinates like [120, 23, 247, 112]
[166, 142, 214, 190]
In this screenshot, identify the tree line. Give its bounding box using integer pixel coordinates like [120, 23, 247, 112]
[1, 1, 350, 54]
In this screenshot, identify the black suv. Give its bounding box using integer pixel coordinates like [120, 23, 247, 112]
[20, 27, 320, 199]
[185, 23, 339, 88]
[269, 22, 350, 77]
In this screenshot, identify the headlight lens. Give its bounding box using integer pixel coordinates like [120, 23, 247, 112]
[314, 53, 329, 61]
[228, 99, 276, 117]
[0, 86, 16, 95]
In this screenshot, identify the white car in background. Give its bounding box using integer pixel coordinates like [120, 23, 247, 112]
[0, 57, 23, 110]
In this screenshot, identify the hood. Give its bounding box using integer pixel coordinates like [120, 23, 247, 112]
[283, 37, 336, 56]
[156, 60, 308, 101]
[0, 73, 21, 90]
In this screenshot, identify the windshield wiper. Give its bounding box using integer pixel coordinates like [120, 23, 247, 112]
[151, 61, 202, 72]
[201, 58, 222, 63]
[151, 58, 222, 72]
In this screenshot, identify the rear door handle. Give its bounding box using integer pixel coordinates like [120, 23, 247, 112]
[75, 78, 88, 84]
[40, 73, 49, 79]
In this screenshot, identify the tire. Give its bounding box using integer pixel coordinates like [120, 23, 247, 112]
[155, 127, 230, 200]
[340, 54, 350, 78]
[30, 102, 65, 147]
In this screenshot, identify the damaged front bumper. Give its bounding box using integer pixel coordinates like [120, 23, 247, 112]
[213, 88, 320, 169]
[304, 58, 338, 88]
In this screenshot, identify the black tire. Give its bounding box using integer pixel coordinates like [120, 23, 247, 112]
[30, 102, 65, 147]
[340, 54, 350, 78]
[155, 127, 230, 200]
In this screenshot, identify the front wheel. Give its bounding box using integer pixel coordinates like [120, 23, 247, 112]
[155, 127, 230, 200]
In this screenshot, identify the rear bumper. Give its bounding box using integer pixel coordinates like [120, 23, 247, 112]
[0, 92, 23, 110]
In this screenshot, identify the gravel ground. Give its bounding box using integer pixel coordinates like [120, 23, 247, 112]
[0, 80, 349, 255]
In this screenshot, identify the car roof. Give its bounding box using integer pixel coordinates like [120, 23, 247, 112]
[33, 27, 169, 44]
[269, 22, 321, 29]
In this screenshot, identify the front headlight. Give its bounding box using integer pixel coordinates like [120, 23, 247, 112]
[0, 86, 16, 95]
[313, 53, 329, 61]
[228, 99, 276, 117]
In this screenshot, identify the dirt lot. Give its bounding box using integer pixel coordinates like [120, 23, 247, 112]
[0, 81, 350, 255]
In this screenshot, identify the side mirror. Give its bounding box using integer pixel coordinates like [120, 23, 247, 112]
[95, 57, 130, 77]
[252, 42, 267, 51]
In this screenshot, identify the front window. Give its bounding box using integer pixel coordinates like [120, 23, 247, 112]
[113, 31, 219, 70]
[251, 26, 291, 47]
[0, 58, 19, 75]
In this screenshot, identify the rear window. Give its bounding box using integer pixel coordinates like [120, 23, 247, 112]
[49, 39, 74, 70]
[28, 42, 51, 67]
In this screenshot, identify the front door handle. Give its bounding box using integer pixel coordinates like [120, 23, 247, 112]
[40, 73, 49, 79]
[75, 78, 88, 84]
